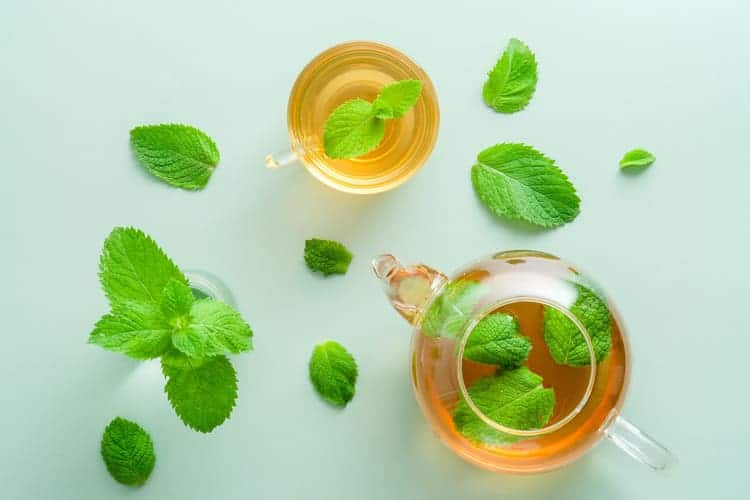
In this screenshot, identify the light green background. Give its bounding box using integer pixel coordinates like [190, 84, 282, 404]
[2, 0, 748, 498]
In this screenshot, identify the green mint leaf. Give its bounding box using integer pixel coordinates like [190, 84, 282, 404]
[160, 348, 206, 378]
[471, 143, 581, 228]
[99, 227, 187, 309]
[309, 341, 358, 408]
[160, 279, 194, 327]
[422, 277, 486, 338]
[89, 301, 172, 359]
[464, 312, 531, 368]
[373, 79, 423, 119]
[100, 417, 156, 486]
[130, 123, 220, 190]
[619, 148, 655, 169]
[323, 98, 384, 159]
[171, 298, 253, 358]
[164, 355, 238, 432]
[543, 284, 612, 366]
[304, 238, 353, 276]
[483, 38, 538, 113]
[453, 367, 555, 446]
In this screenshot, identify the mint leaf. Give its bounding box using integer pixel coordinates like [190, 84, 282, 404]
[464, 312, 531, 368]
[160, 279, 193, 327]
[100, 417, 156, 486]
[483, 38, 538, 113]
[373, 79, 423, 119]
[543, 284, 612, 366]
[99, 227, 187, 308]
[309, 341, 358, 408]
[471, 143, 581, 228]
[171, 298, 253, 358]
[160, 348, 206, 378]
[619, 148, 655, 169]
[89, 301, 172, 359]
[422, 277, 486, 338]
[304, 238, 353, 276]
[130, 124, 220, 190]
[453, 367, 555, 446]
[323, 99, 384, 159]
[164, 355, 238, 432]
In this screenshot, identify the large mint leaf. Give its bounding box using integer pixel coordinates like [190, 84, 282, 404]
[483, 38, 538, 113]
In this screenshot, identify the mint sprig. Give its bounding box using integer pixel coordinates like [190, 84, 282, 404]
[471, 143, 581, 228]
[483, 38, 538, 113]
[89, 227, 253, 433]
[323, 80, 422, 159]
[130, 124, 220, 190]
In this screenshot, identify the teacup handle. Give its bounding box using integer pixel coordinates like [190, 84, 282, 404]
[605, 414, 672, 470]
[264, 149, 300, 169]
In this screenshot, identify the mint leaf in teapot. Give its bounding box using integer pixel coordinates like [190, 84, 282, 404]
[453, 367, 555, 446]
[464, 312, 531, 369]
[309, 341, 358, 408]
[483, 38, 538, 113]
[471, 143, 581, 228]
[130, 123, 220, 190]
[421, 277, 486, 338]
[543, 284, 612, 366]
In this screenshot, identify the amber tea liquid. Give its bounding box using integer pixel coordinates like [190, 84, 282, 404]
[412, 299, 628, 473]
[287, 41, 440, 194]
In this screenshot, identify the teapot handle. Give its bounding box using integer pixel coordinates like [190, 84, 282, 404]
[604, 414, 673, 470]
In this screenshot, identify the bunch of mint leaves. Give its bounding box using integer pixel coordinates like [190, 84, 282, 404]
[89, 227, 253, 433]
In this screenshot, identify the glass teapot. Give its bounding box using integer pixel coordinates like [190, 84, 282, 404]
[372, 250, 671, 474]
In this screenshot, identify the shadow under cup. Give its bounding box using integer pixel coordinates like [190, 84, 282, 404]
[286, 41, 440, 194]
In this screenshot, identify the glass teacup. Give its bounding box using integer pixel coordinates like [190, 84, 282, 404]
[265, 41, 440, 194]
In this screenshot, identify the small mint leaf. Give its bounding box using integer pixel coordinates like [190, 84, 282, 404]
[483, 38, 538, 113]
[160, 279, 194, 328]
[89, 301, 172, 359]
[373, 79, 423, 119]
[309, 341, 358, 408]
[323, 98, 384, 159]
[471, 143, 580, 228]
[100, 417, 156, 486]
[304, 238, 353, 276]
[130, 123, 220, 190]
[619, 148, 655, 169]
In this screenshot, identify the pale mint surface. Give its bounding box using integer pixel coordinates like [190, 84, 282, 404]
[0, 1, 747, 498]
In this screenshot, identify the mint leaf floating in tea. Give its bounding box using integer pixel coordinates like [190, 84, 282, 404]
[304, 238, 353, 276]
[483, 38, 538, 113]
[309, 341, 358, 408]
[171, 299, 253, 359]
[373, 79, 423, 119]
[90, 227, 253, 432]
[453, 367, 555, 446]
[101, 417, 156, 486]
[323, 79, 422, 159]
[471, 143, 580, 228]
[164, 355, 238, 432]
[130, 124, 220, 190]
[422, 277, 486, 338]
[464, 312, 531, 369]
[543, 284, 612, 366]
[619, 148, 655, 170]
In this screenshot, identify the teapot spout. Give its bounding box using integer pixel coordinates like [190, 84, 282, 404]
[371, 254, 448, 326]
